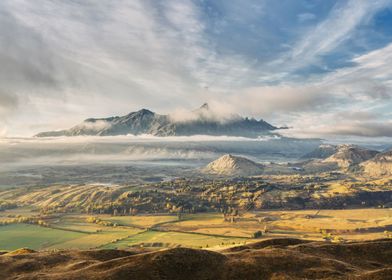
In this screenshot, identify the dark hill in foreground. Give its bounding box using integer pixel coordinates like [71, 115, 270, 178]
[1, 238, 392, 279]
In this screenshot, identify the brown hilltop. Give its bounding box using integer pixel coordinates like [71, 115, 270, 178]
[203, 154, 263, 176]
[1, 238, 392, 279]
[361, 150, 392, 176]
[322, 144, 379, 168]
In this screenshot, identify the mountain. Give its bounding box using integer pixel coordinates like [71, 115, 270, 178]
[35, 104, 277, 137]
[361, 150, 392, 176]
[322, 144, 379, 168]
[2, 238, 392, 279]
[301, 144, 338, 159]
[203, 154, 263, 176]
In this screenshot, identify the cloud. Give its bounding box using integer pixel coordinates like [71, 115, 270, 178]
[277, 105, 392, 138]
[72, 120, 111, 132]
[282, 120, 392, 138]
[0, 0, 259, 136]
[280, 0, 392, 71]
[0, 91, 18, 117]
[0, 8, 59, 124]
[202, 38, 392, 137]
[0, 125, 7, 138]
[0, 134, 283, 169]
[297, 13, 316, 22]
[169, 101, 242, 123]
[224, 84, 336, 118]
[1, 0, 392, 140]
[321, 122, 392, 137]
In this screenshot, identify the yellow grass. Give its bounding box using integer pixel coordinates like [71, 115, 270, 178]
[97, 214, 178, 228]
[159, 209, 392, 240]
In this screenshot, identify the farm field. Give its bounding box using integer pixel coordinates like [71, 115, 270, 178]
[155, 209, 392, 240]
[101, 230, 249, 249]
[0, 224, 85, 250]
[0, 208, 391, 251]
[99, 215, 179, 228]
[48, 227, 143, 250]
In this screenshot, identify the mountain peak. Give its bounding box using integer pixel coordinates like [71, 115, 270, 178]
[199, 103, 209, 110]
[193, 103, 210, 114]
[35, 106, 277, 137]
[133, 108, 154, 116]
[138, 108, 153, 113]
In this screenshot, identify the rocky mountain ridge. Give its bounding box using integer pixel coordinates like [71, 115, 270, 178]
[35, 104, 277, 138]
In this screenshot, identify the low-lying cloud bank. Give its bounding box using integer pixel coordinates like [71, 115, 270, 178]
[0, 134, 280, 144]
[281, 121, 392, 139]
[0, 135, 320, 170]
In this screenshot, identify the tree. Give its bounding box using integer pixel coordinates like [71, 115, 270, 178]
[253, 231, 262, 238]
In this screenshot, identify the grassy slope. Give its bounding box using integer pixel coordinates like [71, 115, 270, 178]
[2, 238, 392, 280]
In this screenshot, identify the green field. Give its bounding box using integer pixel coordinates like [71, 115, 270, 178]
[48, 227, 143, 250]
[0, 224, 146, 251]
[0, 224, 85, 250]
[102, 230, 248, 249]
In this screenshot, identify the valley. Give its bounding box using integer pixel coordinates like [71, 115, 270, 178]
[1, 170, 392, 251]
[1, 140, 392, 278]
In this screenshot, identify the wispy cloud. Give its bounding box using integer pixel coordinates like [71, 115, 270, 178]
[208, 39, 392, 137]
[278, 0, 392, 72]
[297, 13, 316, 22]
[0, 0, 257, 136]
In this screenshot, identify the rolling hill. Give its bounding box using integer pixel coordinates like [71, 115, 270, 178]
[203, 154, 263, 176]
[1, 238, 391, 279]
[322, 144, 379, 168]
[361, 150, 392, 176]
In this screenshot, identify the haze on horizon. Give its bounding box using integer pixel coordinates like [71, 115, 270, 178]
[1, 0, 392, 139]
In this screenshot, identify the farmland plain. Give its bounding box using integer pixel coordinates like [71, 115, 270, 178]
[1, 208, 391, 251]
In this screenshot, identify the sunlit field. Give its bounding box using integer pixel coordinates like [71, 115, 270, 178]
[0, 208, 391, 251]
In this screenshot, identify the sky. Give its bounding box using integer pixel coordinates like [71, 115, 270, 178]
[1, 0, 392, 139]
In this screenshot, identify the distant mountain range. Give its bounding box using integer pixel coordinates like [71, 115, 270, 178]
[35, 103, 278, 137]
